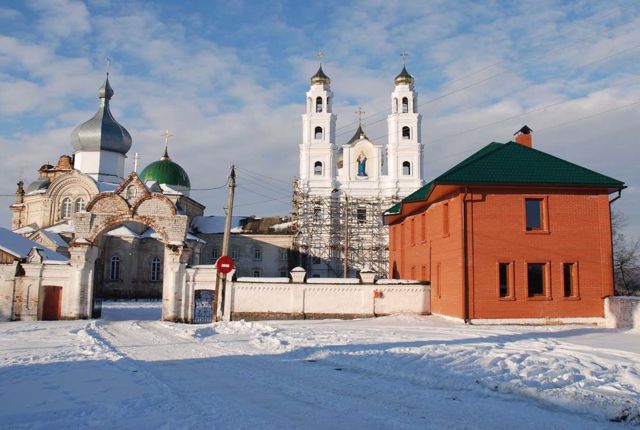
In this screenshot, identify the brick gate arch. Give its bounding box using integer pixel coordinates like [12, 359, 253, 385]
[67, 174, 193, 321]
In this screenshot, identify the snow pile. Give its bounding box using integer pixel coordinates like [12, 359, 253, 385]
[300, 324, 640, 424]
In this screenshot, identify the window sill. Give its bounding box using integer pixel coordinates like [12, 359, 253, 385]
[442, 233, 450, 239]
[526, 295, 552, 301]
[498, 296, 516, 301]
[562, 296, 581, 301]
[524, 229, 550, 235]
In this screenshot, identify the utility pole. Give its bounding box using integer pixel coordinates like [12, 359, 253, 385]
[214, 165, 236, 321]
[343, 194, 349, 278]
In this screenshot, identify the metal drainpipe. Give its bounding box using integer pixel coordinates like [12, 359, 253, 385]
[463, 187, 470, 324]
[608, 189, 623, 297]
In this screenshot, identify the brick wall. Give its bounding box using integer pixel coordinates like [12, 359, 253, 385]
[390, 186, 615, 320]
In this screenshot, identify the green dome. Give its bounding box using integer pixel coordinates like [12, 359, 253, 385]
[139, 151, 191, 189]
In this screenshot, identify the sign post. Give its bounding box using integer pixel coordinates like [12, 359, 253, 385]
[214, 165, 236, 321]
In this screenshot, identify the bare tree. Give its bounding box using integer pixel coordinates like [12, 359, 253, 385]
[612, 211, 640, 296]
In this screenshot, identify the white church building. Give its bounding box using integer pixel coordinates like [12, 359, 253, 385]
[294, 63, 425, 277]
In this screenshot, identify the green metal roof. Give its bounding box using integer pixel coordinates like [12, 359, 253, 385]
[385, 141, 625, 217]
[139, 152, 191, 188]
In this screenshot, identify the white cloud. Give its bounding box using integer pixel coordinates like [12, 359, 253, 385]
[27, 0, 91, 39]
[0, 0, 638, 238]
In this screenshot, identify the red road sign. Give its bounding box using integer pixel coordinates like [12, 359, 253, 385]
[216, 256, 235, 274]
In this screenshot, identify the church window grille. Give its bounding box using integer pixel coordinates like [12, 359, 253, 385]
[402, 161, 411, 175]
[316, 97, 323, 112]
[253, 247, 263, 261]
[402, 97, 409, 113]
[109, 256, 120, 281]
[74, 198, 85, 213]
[402, 126, 411, 139]
[231, 248, 239, 260]
[151, 257, 161, 281]
[314, 126, 323, 140]
[253, 270, 261, 277]
[314, 161, 323, 175]
[313, 206, 322, 222]
[280, 270, 288, 277]
[212, 248, 219, 261]
[356, 207, 366, 224]
[126, 185, 137, 200]
[61, 197, 72, 219]
[280, 249, 288, 261]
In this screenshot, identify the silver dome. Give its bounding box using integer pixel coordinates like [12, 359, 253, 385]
[70, 75, 132, 155]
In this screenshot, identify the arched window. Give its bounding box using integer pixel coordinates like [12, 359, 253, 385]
[402, 126, 410, 139]
[109, 256, 120, 281]
[316, 97, 323, 112]
[314, 206, 322, 221]
[151, 257, 161, 281]
[61, 197, 72, 219]
[393, 98, 398, 113]
[314, 161, 323, 176]
[126, 185, 137, 200]
[74, 198, 85, 213]
[314, 126, 323, 140]
[403, 161, 411, 175]
[402, 97, 409, 113]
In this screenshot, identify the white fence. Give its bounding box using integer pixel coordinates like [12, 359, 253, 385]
[605, 296, 640, 330]
[185, 266, 430, 322]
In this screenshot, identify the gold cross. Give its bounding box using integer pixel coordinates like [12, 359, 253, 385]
[316, 50, 324, 63]
[355, 106, 365, 123]
[400, 51, 409, 65]
[106, 57, 112, 75]
[162, 129, 174, 146]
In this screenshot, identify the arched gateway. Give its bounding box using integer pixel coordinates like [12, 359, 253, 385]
[68, 173, 192, 322]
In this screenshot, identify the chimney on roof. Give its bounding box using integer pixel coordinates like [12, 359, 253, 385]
[514, 125, 533, 148]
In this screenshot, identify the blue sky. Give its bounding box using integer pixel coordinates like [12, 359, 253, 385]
[0, 0, 639, 236]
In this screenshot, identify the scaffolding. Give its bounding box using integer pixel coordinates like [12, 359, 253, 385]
[292, 179, 397, 278]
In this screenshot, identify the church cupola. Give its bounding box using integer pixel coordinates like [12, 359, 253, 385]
[139, 130, 191, 196]
[310, 65, 331, 86]
[394, 65, 415, 88]
[71, 74, 132, 183]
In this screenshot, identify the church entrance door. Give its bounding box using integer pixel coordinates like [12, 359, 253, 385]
[42, 286, 62, 320]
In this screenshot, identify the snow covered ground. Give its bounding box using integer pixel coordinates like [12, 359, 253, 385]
[0, 302, 638, 429]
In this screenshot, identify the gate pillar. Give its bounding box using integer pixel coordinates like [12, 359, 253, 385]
[68, 244, 99, 319]
[162, 244, 192, 322]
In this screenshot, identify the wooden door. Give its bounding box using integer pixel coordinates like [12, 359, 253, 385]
[42, 286, 62, 320]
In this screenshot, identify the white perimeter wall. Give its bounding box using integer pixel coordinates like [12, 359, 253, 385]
[185, 266, 430, 322]
[229, 277, 429, 321]
[605, 297, 640, 330]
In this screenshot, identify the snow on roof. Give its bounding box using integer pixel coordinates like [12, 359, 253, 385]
[191, 216, 245, 234]
[159, 183, 183, 195]
[40, 230, 69, 248]
[0, 227, 68, 262]
[106, 226, 142, 239]
[13, 225, 37, 235]
[96, 182, 119, 192]
[45, 221, 75, 234]
[270, 221, 293, 231]
[141, 228, 161, 240]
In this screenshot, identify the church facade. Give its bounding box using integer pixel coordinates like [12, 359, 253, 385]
[7, 75, 294, 307]
[293, 64, 424, 277]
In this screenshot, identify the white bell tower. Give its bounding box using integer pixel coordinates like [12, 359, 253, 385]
[386, 53, 423, 196]
[299, 57, 336, 196]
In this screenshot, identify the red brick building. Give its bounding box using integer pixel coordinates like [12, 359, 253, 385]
[384, 128, 625, 322]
